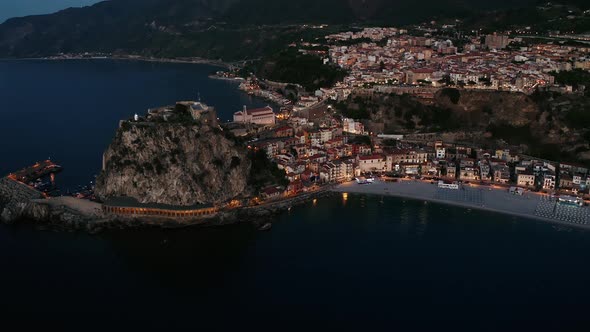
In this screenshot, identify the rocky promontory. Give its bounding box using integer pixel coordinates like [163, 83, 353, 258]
[0, 103, 296, 232]
[0, 177, 44, 223]
[95, 121, 252, 206]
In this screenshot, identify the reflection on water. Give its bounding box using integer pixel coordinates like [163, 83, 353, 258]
[415, 203, 430, 236]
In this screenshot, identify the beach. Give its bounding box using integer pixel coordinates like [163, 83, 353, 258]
[332, 179, 590, 230]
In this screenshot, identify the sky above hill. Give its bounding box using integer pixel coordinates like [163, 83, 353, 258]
[0, 0, 102, 23]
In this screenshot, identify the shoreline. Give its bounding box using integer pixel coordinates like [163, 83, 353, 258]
[0, 55, 231, 69]
[4, 175, 590, 233]
[0, 176, 334, 233]
[332, 180, 590, 231]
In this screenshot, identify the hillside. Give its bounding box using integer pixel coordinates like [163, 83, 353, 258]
[341, 88, 590, 164]
[1, 0, 584, 59]
[95, 121, 252, 206]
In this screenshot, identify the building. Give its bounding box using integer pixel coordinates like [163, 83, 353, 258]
[445, 163, 457, 179]
[560, 174, 574, 190]
[390, 150, 428, 165]
[342, 118, 365, 135]
[485, 33, 510, 50]
[479, 162, 492, 182]
[233, 106, 276, 125]
[517, 172, 536, 188]
[493, 164, 511, 184]
[176, 101, 218, 126]
[261, 186, 283, 200]
[320, 159, 355, 183]
[405, 69, 434, 84]
[358, 154, 386, 173]
[543, 174, 556, 190]
[274, 126, 294, 138]
[459, 166, 479, 181]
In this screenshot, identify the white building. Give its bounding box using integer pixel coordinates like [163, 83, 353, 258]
[342, 118, 365, 135]
[320, 159, 355, 183]
[358, 155, 386, 173]
[517, 173, 536, 188]
[319, 129, 333, 144]
[233, 106, 276, 125]
[543, 174, 556, 190]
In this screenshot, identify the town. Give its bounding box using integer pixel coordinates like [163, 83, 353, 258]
[225, 26, 589, 110]
[197, 23, 590, 214]
[229, 101, 590, 205]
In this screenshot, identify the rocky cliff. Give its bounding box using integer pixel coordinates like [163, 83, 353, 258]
[0, 177, 44, 223]
[352, 88, 540, 134]
[95, 122, 251, 206]
[434, 88, 538, 127]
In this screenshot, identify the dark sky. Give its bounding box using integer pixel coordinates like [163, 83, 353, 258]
[0, 0, 102, 23]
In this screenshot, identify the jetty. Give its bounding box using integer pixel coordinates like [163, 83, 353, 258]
[7, 160, 62, 184]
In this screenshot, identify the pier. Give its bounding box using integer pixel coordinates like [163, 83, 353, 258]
[7, 160, 63, 184]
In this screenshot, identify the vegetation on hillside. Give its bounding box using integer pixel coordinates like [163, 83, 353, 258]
[247, 149, 288, 191]
[251, 49, 348, 92]
[4, 0, 587, 60]
[551, 69, 590, 93]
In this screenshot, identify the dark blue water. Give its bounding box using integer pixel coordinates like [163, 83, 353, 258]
[1, 195, 590, 330]
[1, 60, 590, 331]
[0, 59, 268, 190]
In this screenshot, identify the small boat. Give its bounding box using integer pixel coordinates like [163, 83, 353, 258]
[259, 223, 272, 231]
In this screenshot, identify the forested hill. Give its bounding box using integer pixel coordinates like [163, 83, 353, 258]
[0, 0, 587, 60]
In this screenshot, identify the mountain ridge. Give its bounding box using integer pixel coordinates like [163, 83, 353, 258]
[0, 0, 587, 59]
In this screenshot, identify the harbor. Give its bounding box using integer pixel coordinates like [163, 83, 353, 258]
[7, 160, 63, 196]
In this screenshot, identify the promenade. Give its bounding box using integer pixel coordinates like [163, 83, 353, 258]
[332, 179, 590, 230]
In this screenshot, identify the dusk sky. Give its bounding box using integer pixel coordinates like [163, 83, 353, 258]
[0, 0, 102, 23]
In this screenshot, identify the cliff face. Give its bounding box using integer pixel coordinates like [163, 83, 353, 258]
[95, 123, 251, 206]
[350, 88, 540, 135]
[0, 177, 44, 223]
[435, 89, 539, 127]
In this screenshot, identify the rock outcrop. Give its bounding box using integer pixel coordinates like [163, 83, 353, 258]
[0, 177, 44, 223]
[0, 178, 108, 231]
[95, 122, 251, 206]
[435, 88, 538, 127]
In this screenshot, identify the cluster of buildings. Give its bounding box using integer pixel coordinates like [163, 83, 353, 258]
[238, 80, 294, 106]
[326, 27, 405, 42]
[324, 28, 590, 95]
[514, 158, 590, 196]
[236, 104, 590, 200]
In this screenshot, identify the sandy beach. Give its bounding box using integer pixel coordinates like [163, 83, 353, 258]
[332, 179, 590, 230]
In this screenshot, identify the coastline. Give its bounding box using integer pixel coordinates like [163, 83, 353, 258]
[0, 176, 334, 233]
[0, 54, 231, 69]
[332, 179, 590, 231]
[4, 174, 590, 233]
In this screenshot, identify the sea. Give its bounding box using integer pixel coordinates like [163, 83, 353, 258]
[1, 60, 590, 331]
